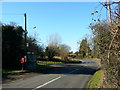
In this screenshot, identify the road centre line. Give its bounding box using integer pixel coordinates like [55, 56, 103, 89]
[68, 69, 79, 74]
[33, 76, 62, 89]
[33, 69, 79, 89]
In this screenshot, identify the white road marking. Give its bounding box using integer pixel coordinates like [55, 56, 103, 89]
[68, 69, 79, 74]
[33, 76, 62, 89]
[33, 69, 80, 89]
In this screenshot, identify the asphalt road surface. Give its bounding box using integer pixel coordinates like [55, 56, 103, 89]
[2, 59, 99, 89]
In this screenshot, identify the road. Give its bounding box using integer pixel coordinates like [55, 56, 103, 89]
[2, 59, 99, 89]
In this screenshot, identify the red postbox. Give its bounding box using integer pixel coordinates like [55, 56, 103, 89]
[21, 58, 25, 63]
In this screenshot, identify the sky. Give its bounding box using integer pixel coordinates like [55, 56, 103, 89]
[1, 2, 106, 52]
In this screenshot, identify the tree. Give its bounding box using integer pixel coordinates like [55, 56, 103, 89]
[47, 33, 61, 47]
[79, 38, 91, 58]
[74, 51, 79, 56]
[90, 21, 111, 59]
[45, 33, 61, 60]
[2, 23, 45, 69]
[38, 44, 45, 59]
[2, 24, 24, 69]
[45, 45, 59, 60]
[90, 20, 120, 87]
[27, 36, 39, 55]
[89, 2, 120, 87]
[59, 44, 71, 61]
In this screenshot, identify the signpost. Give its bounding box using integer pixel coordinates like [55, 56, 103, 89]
[26, 52, 36, 70]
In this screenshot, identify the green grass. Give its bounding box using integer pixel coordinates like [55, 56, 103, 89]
[70, 59, 79, 62]
[87, 70, 104, 88]
[3, 64, 52, 76]
[3, 69, 29, 74]
[2, 69, 30, 77]
[2, 60, 60, 76]
[37, 61, 63, 64]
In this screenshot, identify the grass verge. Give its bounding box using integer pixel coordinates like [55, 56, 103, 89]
[37, 61, 63, 64]
[2, 69, 29, 74]
[2, 69, 30, 77]
[70, 59, 79, 62]
[87, 70, 104, 88]
[2, 63, 53, 76]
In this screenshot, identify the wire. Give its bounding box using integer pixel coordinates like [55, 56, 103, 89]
[97, 6, 104, 21]
[94, 3, 101, 12]
[91, 3, 101, 22]
[0, 13, 24, 15]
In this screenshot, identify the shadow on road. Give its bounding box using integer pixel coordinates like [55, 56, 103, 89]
[42, 64, 97, 75]
[2, 59, 99, 84]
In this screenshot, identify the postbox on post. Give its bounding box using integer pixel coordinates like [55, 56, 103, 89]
[21, 57, 25, 63]
[20, 57, 25, 70]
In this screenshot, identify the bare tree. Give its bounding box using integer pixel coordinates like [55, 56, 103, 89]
[59, 44, 71, 61]
[46, 33, 62, 60]
[47, 33, 61, 47]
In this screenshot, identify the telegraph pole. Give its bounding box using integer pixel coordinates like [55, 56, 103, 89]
[118, 1, 120, 23]
[107, 0, 120, 64]
[107, 0, 112, 24]
[24, 13, 27, 62]
[107, 0, 112, 64]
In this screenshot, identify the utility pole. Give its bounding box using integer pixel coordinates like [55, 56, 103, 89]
[107, 0, 120, 64]
[107, 0, 112, 64]
[118, 1, 120, 23]
[24, 13, 37, 70]
[107, 0, 112, 24]
[24, 13, 27, 63]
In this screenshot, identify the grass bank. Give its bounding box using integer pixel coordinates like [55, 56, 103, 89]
[87, 70, 104, 88]
[2, 63, 53, 77]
